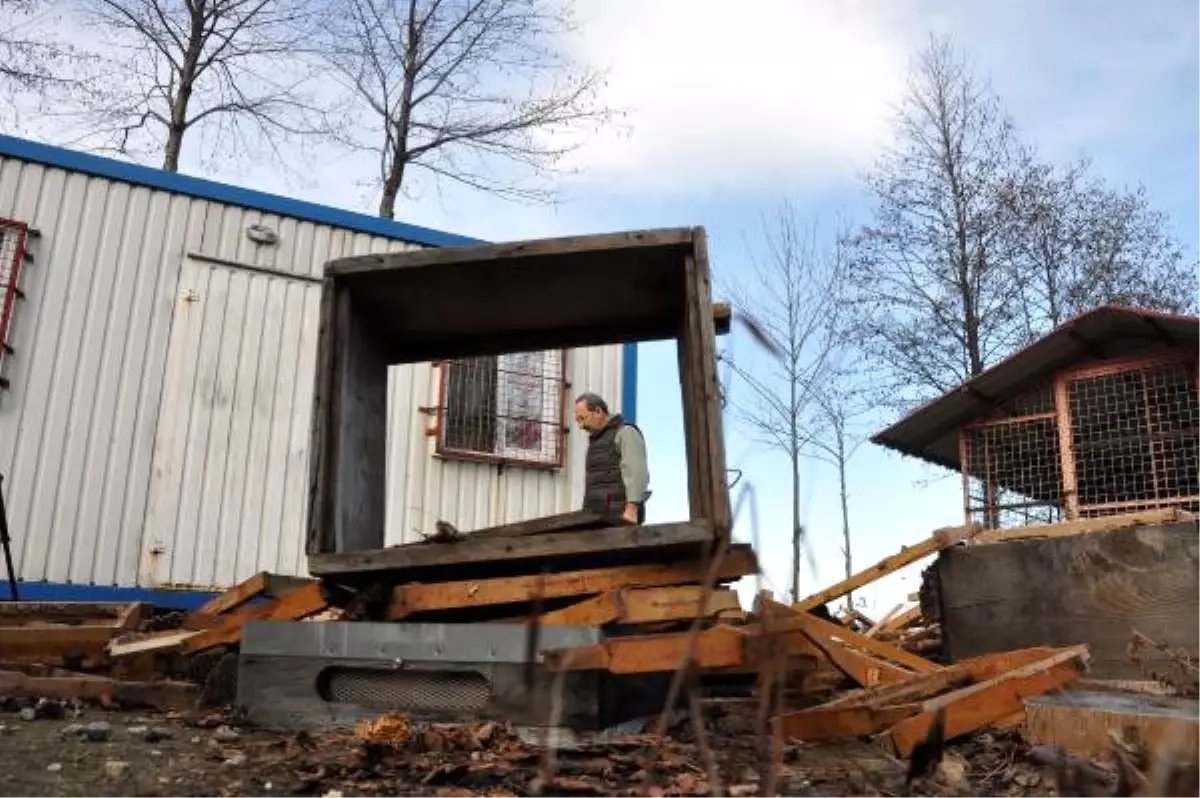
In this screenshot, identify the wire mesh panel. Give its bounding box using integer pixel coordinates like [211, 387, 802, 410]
[963, 416, 1065, 529]
[439, 349, 566, 467]
[0, 218, 29, 387]
[1067, 359, 1199, 517]
[323, 668, 492, 712]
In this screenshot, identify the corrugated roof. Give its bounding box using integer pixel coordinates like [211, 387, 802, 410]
[0, 134, 482, 248]
[871, 304, 1199, 471]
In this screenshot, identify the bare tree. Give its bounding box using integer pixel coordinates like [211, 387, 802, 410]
[805, 354, 873, 611]
[846, 34, 1197, 410]
[72, 0, 325, 171]
[0, 0, 95, 126]
[1009, 158, 1197, 331]
[842, 35, 1030, 409]
[318, 0, 610, 218]
[723, 205, 845, 602]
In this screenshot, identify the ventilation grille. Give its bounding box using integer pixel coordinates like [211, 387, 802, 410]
[321, 668, 492, 712]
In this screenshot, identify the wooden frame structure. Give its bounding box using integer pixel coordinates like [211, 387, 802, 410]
[305, 228, 730, 576]
[873, 306, 1199, 531]
[959, 350, 1198, 528]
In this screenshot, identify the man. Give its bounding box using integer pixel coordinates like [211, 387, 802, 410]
[573, 392, 649, 525]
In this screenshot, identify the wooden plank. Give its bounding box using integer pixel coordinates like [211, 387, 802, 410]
[712, 302, 732, 336]
[937, 521, 1198, 679]
[0, 670, 198, 711]
[0, 626, 124, 661]
[306, 275, 339, 556]
[0, 602, 139, 622]
[865, 604, 903, 637]
[183, 582, 328, 653]
[107, 629, 199, 658]
[191, 572, 270, 616]
[538, 593, 623, 626]
[114, 602, 149, 632]
[537, 587, 742, 626]
[676, 258, 706, 524]
[311, 520, 717, 577]
[463, 510, 607, 539]
[1023, 690, 1199, 764]
[762, 599, 938, 673]
[545, 626, 746, 674]
[326, 228, 698, 276]
[331, 287, 388, 552]
[956, 647, 1060, 681]
[807, 633, 914, 688]
[876, 605, 922, 635]
[889, 646, 1089, 758]
[390, 547, 756, 616]
[821, 666, 973, 711]
[687, 230, 731, 534]
[795, 524, 977, 611]
[779, 703, 922, 742]
[972, 507, 1189, 544]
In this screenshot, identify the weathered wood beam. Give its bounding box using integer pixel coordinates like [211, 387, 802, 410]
[389, 547, 756, 617]
[888, 645, 1089, 758]
[761, 598, 938, 673]
[544, 626, 746, 674]
[310, 521, 718, 577]
[0, 670, 198, 711]
[537, 587, 742, 626]
[183, 583, 328, 654]
[795, 525, 978, 611]
[972, 507, 1191, 545]
[779, 702, 922, 742]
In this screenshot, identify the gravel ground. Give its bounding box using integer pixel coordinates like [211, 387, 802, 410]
[3, 702, 1190, 797]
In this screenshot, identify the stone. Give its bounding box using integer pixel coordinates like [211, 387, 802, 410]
[19, 707, 36, 722]
[59, 723, 85, 739]
[104, 761, 130, 780]
[213, 725, 240, 742]
[146, 727, 173, 742]
[191, 736, 201, 744]
[34, 698, 66, 720]
[47, 763, 62, 773]
[127, 725, 149, 736]
[222, 752, 248, 767]
[936, 752, 969, 792]
[83, 721, 113, 742]
[0, 724, 10, 735]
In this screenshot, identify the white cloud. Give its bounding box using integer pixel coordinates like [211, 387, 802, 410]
[547, 0, 913, 195]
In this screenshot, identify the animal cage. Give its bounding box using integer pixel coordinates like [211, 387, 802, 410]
[960, 353, 1199, 528]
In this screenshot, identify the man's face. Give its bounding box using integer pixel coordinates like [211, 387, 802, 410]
[574, 401, 606, 433]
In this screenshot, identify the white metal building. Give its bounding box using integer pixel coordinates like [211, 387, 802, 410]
[0, 135, 637, 607]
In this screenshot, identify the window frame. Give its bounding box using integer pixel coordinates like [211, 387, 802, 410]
[433, 349, 569, 470]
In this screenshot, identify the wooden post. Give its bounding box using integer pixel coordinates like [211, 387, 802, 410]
[959, 432, 972, 526]
[676, 229, 731, 538]
[308, 283, 389, 554]
[1053, 375, 1080, 520]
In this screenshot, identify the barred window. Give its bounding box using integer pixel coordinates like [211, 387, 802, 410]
[437, 350, 566, 467]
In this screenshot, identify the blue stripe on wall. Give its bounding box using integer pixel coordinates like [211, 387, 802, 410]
[621, 342, 638, 424]
[0, 134, 483, 249]
[0, 581, 218, 611]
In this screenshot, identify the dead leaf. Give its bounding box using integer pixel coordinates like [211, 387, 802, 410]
[355, 713, 409, 745]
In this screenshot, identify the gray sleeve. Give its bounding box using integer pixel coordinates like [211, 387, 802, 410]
[614, 425, 649, 503]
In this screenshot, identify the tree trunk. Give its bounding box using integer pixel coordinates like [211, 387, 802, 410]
[837, 426, 852, 612]
[378, 154, 407, 219]
[791, 449, 801, 603]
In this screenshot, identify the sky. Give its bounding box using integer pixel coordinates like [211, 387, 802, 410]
[9, 0, 1199, 613]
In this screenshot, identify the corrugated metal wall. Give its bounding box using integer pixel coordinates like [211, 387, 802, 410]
[0, 155, 623, 590]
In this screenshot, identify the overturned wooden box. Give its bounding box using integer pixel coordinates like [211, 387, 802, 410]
[306, 229, 730, 579]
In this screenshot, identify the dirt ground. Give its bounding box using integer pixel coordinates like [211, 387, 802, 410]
[0, 700, 1089, 798]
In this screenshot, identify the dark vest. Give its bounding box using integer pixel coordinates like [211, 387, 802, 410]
[583, 413, 641, 522]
